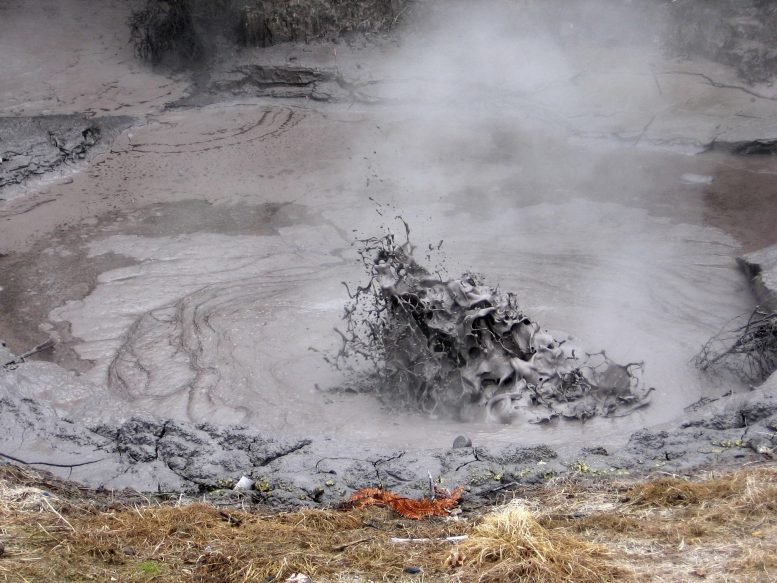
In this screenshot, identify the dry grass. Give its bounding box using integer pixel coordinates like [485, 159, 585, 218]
[0, 465, 463, 583]
[542, 466, 777, 582]
[1, 463, 776, 582]
[459, 501, 629, 582]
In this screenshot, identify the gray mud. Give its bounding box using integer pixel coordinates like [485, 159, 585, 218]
[336, 230, 652, 424]
[1, 360, 776, 507]
[2, 0, 777, 509]
[0, 183, 773, 506]
[0, 115, 133, 195]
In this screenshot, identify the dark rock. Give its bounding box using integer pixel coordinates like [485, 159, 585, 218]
[452, 435, 472, 449]
[580, 446, 608, 456]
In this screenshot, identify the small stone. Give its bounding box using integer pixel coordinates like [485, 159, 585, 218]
[122, 546, 135, 556]
[234, 476, 254, 491]
[452, 435, 472, 449]
[404, 567, 422, 574]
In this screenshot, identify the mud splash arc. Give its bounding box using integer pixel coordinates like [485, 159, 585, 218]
[333, 227, 653, 425]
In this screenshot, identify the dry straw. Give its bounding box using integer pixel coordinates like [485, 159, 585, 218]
[1, 463, 776, 582]
[459, 500, 631, 583]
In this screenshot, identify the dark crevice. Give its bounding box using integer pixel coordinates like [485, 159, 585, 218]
[258, 439, 312, 467]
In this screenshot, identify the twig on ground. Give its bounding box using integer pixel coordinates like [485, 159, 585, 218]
[41, 497, 74, 532]
[0, 452, 104, 469]
[390, 535, 469, 543]
[2, 338, 55, 369]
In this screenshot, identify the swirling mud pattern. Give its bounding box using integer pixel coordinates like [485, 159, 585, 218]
[112, 106, 302, 155]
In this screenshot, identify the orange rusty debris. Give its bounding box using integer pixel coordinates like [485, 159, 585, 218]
[341, 485, 464, 519]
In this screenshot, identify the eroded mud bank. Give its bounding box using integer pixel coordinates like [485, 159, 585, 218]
[2, 355, 776, 507]
[0, 115, 133, 196]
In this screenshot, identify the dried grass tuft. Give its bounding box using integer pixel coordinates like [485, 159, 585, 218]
[625, 468, 777, 514]
[625, 475, 739, 507]
[459, 501, 632, 583]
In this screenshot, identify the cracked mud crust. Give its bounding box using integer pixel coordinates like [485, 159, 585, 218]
[1, 365, 776, 509]
[0, 115, 133, 196]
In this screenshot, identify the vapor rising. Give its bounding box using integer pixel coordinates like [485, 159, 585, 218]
[329, 0, 753, 429]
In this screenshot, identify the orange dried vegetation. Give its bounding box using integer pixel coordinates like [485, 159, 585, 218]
[343, 485, 464, 519]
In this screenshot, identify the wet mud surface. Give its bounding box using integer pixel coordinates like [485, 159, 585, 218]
[0, 103, 773, 499]
[1, 0, 777, 507]
[1, 367, 776, 507]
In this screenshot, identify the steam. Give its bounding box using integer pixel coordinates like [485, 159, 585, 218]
[330, 0, 751, 427]
[344, 0, 676, 221]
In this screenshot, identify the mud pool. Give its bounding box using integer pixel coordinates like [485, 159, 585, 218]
[0, 103, 761, 456]
[2, 0, 777, 496]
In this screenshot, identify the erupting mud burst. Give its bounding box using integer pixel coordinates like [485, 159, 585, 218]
[332, 223, 654, 424]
